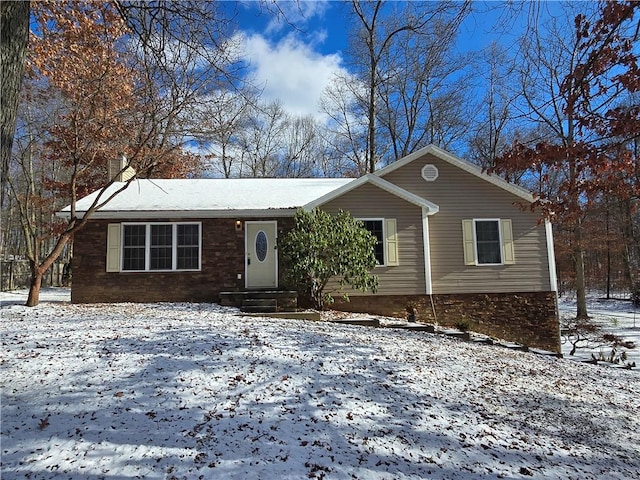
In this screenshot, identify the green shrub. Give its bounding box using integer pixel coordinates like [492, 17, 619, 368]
[279, 209, 379, 309]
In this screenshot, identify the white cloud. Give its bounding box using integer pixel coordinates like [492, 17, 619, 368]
[239, 32, 348, 122]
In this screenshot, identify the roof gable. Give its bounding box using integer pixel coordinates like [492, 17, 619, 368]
[304, 174, 440, 214]
[375, 144, 534, 203]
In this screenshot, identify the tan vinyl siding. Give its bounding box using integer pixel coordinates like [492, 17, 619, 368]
[382, 153, 551, 294]
[321, 183, 425, 296]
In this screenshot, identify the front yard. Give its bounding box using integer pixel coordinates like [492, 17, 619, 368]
[1, 289, 638, 479]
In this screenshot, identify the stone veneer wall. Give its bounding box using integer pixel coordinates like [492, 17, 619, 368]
[72, 217, 292, 304]
[330, 292, 560, 353]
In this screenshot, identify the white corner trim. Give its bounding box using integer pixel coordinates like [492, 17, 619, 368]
[545, 219, 558, 292]
[423, 208, 433, 295]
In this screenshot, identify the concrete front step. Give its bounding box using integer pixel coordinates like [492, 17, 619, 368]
[221, 290, 298, 313]
[241, 298, 278, 313]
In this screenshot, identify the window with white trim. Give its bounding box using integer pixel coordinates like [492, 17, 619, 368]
[362, 219, 384, 265]
[475, 220, 502, 264]
[462, 218, 515, 266]
[359, 218, 399, 267]
[120, 223, 201, 271]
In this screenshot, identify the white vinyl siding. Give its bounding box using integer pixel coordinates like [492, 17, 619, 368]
[109, 222, 201, 272]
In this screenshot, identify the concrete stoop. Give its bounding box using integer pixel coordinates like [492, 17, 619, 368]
[219, 290, 298, 313]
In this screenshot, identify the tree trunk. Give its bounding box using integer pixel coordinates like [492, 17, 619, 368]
[574, 222, 589, 319]
[368, 67, 376, 173]
[26, 268, 43, 307]
[1, 0, 30, 208]
[25, 233, 72, 307]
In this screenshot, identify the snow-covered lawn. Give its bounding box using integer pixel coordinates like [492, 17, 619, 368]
[1, 289, 639, 479]
[558, 295, 640, 368]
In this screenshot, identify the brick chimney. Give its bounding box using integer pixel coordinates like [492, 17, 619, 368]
[108, 154, 136, 182]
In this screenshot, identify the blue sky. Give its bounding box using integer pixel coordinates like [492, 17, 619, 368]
[225, 1, 572, 121]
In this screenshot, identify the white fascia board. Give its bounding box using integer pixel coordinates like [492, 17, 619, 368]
[375, 144, 535, 203]
[305, 174, 439, 214]
[60, 208, 300, 220]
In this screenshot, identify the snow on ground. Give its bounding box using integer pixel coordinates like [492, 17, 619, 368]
[558, 295, 640, 368]
[1, 289, 639, 480]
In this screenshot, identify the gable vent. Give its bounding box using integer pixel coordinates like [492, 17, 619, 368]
[421, 164, 439, 182]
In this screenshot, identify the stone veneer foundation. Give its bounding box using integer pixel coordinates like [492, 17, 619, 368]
[330, 292, 560, 353]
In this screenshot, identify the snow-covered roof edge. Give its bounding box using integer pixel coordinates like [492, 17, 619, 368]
[57, 178, 355, 219]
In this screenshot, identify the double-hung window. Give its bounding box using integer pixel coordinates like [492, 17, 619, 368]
[358, 218, 399, 267]
[119, 222, 201, 272]
[462, 218, 515, 266]
[475, 220, 502, 265]
[122, 224, 146, 271]
[362, 219, 385, 265]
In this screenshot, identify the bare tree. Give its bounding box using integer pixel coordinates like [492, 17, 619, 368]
[239, 100, 289, 177]
[192, 89, 254, 178]
[347, 0, 471, 172]
[276, 115, 319, 178]
[376, 15, 473, 160]
[468, 42, 519, 171]
[319, 74, 370, 176]
[495, 1, 639, 318]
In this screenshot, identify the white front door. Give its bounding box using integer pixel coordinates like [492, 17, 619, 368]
[245, 221, 278, 289]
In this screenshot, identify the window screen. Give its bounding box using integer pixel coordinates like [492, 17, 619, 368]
[122, 225, 146, 271]
[475, 220, 502, 264]
[150, 224, 173, 270]
[362, 220, 384, 265]
[177, 224, 200, 270]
